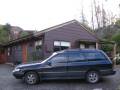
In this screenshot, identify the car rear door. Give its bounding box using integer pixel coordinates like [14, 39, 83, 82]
[67, 51, 88, 78]
[84, 51, 112, 70]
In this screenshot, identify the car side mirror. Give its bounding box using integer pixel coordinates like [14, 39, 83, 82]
[47, 61, 51, 66]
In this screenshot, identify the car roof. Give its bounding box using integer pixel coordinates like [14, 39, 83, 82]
[56, 49, 102, 54]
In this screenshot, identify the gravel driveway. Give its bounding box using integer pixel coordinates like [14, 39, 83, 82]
[0, 64, 119, 90]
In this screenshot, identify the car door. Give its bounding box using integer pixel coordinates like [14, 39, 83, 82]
[67, 51, 88, 78]
[42, 53, 68, 79]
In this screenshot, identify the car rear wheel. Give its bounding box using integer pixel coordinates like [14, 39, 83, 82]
[86, 71, 99, 84]
[24, 71, 39, 85]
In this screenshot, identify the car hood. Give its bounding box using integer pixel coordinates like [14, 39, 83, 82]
[15, 62, 43, 69]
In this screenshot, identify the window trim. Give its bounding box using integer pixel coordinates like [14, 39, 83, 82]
[53, 40, 71, 52]
[35, 40, 43, 51]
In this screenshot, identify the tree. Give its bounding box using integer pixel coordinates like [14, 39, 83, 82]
[112, 33, 120, 53]
[3, 23, 11, 40]
[91, 0, 95, 30]
[115, 19, 120, 28]
[0, 25, 9, 43]
[112, 33, 120, 43]
[102, 7, 107, 27]
[19, 31, 29, 37]
[90, 0, 115, 29]
[80, 0, 88, 26]
[93, 0, 101, 28]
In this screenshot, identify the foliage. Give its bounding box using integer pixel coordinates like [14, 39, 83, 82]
[111, 33, 120, 53]
[95, 19, 120, 53]
[0, 25, 9, 43]
[3, 23, 11, 31]
[101, 44, 113, 52]
[100, 39, 113, 52]
[115, 19, 120, 28]
[19, 31, 29, 37]
[112, 33, 120, 43]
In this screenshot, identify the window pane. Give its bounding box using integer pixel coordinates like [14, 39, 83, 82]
[54, 41, 60, 46]
[89, 45, 95, 49]
[68, 52, 85, 62]
[80, 44, 85, 49]
[54, 41, 70, 52]
[51, 54, 67, 64]
[61, 41, 70, 47]
[85, 52, 105, 60]
[38, 40, 42, 45]
[35, 40, 42, 51]
[35, 40, 42, 46]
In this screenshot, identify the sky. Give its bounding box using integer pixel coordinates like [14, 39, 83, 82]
[0, 0, 119, 31]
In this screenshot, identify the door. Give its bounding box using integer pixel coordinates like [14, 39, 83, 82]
[42, 53, 68, 79]
[67, 51, 88, 78]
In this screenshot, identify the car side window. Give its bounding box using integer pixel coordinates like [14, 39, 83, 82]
[68, 52, 85, 62]
[50, 53, 67, 65]
[84, 52, 105, 60]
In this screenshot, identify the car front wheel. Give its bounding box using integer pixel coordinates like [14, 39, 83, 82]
[86, 71, 100, 84]
[24, 71, 39, 85]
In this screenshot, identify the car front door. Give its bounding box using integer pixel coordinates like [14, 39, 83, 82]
[42, 53, 68, 79]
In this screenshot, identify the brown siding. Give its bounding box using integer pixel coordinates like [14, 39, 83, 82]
[44, 21, 98, 57]
[0, 51, 7, 64]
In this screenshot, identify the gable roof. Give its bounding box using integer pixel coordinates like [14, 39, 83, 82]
[34, 20, 76, 36]
[5, 20, 99, 46]
[34, 20, 99, 41]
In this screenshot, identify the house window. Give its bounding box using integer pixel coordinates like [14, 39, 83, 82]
[29, 42, 34, 47]
[54, 41, 70, 52]
[8, 48, 12, 56]
[89, 45, 95, 49]
[80, 44, 85, 49]
[35, 40, 42, 50]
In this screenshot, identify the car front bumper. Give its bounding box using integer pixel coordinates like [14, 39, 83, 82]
[12, 70, 24, 79]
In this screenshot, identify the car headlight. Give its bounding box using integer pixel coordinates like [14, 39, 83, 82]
[13, 68, 21, 72]
[15, 68, 20, 71]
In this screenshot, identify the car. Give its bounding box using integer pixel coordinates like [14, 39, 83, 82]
[12, 49, 116, 85]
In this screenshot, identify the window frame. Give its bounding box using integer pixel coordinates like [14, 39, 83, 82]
[35, 40, 42, 51]
[53, 40, 71, 52]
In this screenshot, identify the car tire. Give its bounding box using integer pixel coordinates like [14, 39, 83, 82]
[86, 71, 100, 84]
[24, 71, 39, 85]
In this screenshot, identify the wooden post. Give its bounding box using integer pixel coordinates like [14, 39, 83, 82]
[113, 43, 117, 65]
[96, 42, 99, 49]
[22, 43, 27, 63]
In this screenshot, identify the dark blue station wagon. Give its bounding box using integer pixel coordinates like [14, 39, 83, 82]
[13, 49, 116, 84]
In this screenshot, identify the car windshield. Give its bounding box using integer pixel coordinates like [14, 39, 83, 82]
[41, 52, 57, 63]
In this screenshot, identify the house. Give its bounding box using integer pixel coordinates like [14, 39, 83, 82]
[1, 20, 99, 64]
[0, 44, 6, 64]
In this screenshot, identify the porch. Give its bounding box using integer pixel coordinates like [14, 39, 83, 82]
[74, 40, 99, 49]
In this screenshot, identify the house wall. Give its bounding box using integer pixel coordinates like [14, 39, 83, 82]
[4, 37, 44, 64]
[2, 21, 98, 64]
[44, 21, 98, 58]
[0, 51, 7, 64]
